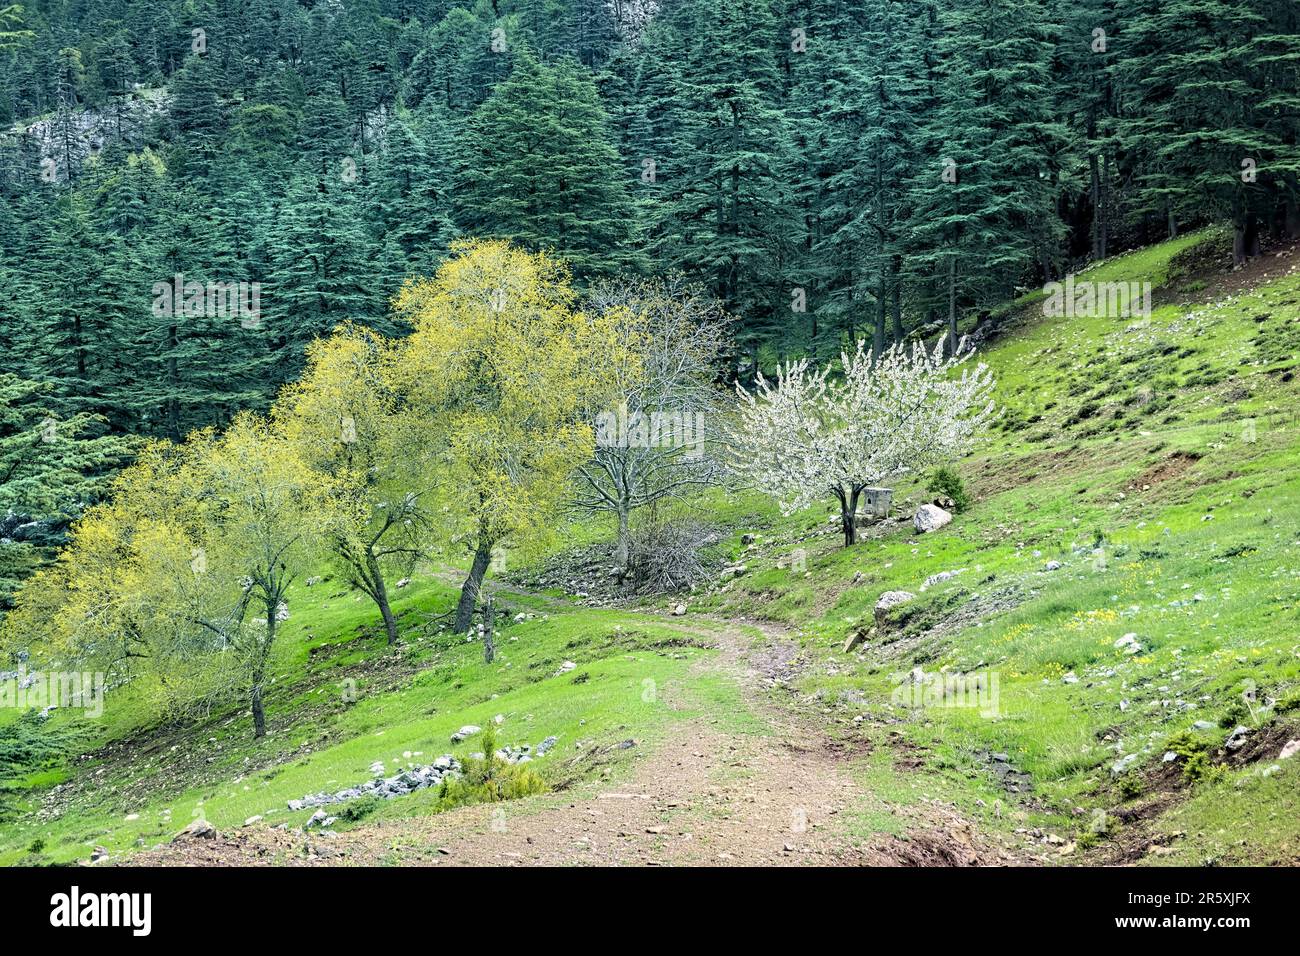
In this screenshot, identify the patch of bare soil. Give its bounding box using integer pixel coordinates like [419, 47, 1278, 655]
[1165, 236, 1300, 306]
[1128, 450, 1202, 492]
[1087, 717, 1300, 865]
[123, 617, 1029, 867]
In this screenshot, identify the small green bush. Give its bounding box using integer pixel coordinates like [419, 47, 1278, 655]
[1275, 689, 1300, 714]
[926, 466, 971, 513]
[1118, 775, 1144, 799]
[337, 795, 383, 823]
[438, 726, 547, 809]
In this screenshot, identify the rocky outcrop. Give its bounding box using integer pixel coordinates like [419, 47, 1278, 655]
[15, 90, 169, 182]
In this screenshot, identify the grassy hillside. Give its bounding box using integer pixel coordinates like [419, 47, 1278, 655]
[0, 571, 762, 864]
[696, 228, 1300, 865]
[3, 228, 1299, 866]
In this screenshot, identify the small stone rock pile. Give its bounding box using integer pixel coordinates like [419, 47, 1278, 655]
[289, 755, 463, 813]
[285, 731, 562, 819]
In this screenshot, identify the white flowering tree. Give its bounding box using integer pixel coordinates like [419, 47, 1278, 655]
[727, 337, 996, 546]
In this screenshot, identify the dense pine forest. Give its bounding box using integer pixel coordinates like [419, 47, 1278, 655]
[1, 0, 1298, 609]
[0, 0, 1289, 610]
[1, 0, 1300, 884]
[4, 0, 1298, 409]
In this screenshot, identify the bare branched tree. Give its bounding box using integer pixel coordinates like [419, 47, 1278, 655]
[574, 275, 732, 577]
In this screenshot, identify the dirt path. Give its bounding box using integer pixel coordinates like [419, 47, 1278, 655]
[130, 615, 1026, 867]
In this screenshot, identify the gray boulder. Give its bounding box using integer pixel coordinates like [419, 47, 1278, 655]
[913, 504, 952, 533]
[875, 590, 916, 624]
[451, 724, 482, 743]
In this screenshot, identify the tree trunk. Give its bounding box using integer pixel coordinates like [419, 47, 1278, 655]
[1100, 153, 1110, 258]
[836, 486, 862, 547]
[251, 604, 275, 739]
[946, 257, 958, 356]
[454, 536, 493, 634]
[367, 552, 399, 645]
[891, 257, 905, 343]
[377, 589, 398, 646]
[873, 277, 886, 358]
[614, 503, 630, 579]
[252, 682, 265, 738]
[1286, 192, 1300, 240]
[1089, 151, 1101, 259]
[482, 595, 495, 664]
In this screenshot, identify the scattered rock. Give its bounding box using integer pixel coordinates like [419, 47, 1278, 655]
[1044, 560, 1062, 572]
[555, 661, 577, 676]
[451, 725, 482, 743]
[284, 728, 560, 817]
[920, 568, 965, 591]
[1114, 632, 1143, 655]
[1062, 671, 1079, 685]
[395, 578, 411, 589]
[1225, 725, 1251, 751]
[90, 846, 109, 863]
[305, 809, 336, 829]
[913, 504, 952, 533]
[719, 563, 748, 581]
[172, 819, 217, 842]
[874, 590, 915, 624]
[1111, 753, 1141, 775]
[842, 627, 872, 653]
[1280, 740, 1300, 761]
[671, 603, 687, 616]
[290, 756, 462, 811]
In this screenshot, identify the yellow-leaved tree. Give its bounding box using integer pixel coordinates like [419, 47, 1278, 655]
[181, 415, 330, 736]
[393, 240, 628, 632]
[1, 440, 222, 714]
[276, 324, 436, 645]
[3, 415, 329, 738]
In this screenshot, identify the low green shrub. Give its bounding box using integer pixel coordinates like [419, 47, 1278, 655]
[926, 466, 971, 513]
[437, 727, 548, 809]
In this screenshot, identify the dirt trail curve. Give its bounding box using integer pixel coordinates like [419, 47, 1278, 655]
[129, 613, 1026, 867]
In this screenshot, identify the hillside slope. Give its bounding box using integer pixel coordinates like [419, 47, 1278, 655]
[3, 229, 1299, 867]
[700, 228, 1300, 865]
